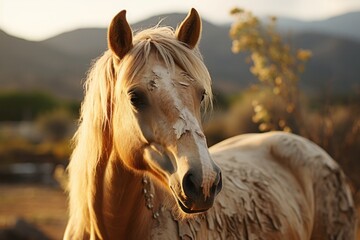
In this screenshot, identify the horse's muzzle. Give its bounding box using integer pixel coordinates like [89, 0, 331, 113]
[171, 168, 222, 213]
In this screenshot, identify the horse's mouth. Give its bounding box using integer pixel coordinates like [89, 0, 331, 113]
[170, 186, 208, 214]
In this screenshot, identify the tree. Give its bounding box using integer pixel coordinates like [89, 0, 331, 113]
[229, 8, 311, 135]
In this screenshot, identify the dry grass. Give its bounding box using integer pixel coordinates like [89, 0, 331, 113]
[0, 184, 68, 239]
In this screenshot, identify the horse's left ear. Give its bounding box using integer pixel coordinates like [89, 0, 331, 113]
[176, 8, 202, 49]
[108, 10, 133, 59]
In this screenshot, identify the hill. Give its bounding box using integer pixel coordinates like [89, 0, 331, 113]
[1, 12, 360, 99]
[292, 32, 360, 93]
[276, 11, 360, 42]
[0, 30, 87, 98]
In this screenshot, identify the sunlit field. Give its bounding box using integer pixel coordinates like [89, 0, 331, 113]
[0, 184, 67, 239]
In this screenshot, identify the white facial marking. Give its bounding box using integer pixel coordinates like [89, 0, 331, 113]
[152, 65, 216, 199]
[179, 81, 190, 87]
[195, 135, 217, 200]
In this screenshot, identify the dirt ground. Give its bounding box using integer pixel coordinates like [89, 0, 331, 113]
[0, 184, 68, 239]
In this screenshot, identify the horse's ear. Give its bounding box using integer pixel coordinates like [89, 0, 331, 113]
[176, 8, 202, 49]
[108, 10, 133, 59]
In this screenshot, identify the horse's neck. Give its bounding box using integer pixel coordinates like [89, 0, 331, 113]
[101, 158, 157, 239]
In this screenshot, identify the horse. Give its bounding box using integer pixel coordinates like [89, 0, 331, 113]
[64, 8, 357, 240]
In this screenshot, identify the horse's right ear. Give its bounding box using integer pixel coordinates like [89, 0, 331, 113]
[108, 10, 133, 59]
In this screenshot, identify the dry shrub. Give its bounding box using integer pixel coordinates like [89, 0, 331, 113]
[304, 105, 360, 193]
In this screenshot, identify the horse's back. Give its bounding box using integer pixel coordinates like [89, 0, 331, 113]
[208, 132, 357, 239]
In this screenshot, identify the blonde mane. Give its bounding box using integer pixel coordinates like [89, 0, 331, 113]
[66, 26, 213, 238]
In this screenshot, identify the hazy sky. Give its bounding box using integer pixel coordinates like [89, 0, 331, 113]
[1, 0, 360, 41]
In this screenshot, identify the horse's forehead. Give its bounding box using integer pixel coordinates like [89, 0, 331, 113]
[140, 63, 196, 98]
[152, 65, 172, 85]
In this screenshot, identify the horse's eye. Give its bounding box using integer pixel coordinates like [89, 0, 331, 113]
[201, 90, 206, 103]
[129, 89, 147, 110]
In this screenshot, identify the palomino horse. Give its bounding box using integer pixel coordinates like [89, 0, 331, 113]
[64, 9, 357, 240]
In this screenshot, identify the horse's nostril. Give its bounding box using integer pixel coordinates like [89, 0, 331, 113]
[182, 172, 199, 198]
[183, 170, 222, 200]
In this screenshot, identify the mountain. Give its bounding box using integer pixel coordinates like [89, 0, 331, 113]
[276, 11, 360, 42]
[1, 12, 360, 100]
[0, 30, 88, 98]
[43, 28, 107, 58]
[291, 32, 360, 93]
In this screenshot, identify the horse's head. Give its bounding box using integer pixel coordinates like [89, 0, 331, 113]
[109, 9, 222, 214]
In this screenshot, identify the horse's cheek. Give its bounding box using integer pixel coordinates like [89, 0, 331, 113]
[116, 143, 147, 171]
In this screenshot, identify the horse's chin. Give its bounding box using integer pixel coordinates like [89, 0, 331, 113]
[177, 198, 208, 214]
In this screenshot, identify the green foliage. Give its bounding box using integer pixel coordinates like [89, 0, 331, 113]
[0, 91, 80, 121]
[0, 91, 58, 121]
[0, 91, 78, 163]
